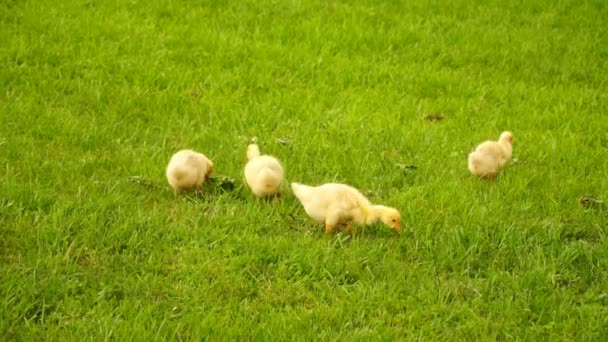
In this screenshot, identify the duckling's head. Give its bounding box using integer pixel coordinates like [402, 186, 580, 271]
[208, 160, 214, 174]
[376, 206, 401, 233]
[205, 159, 214, 179]
[499, 131, 513, 145]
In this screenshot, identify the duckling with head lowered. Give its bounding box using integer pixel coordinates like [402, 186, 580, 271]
[291, 182, 401, 235]
[468, 131, 514, 179]
[244, 144, 284, 198]
[166, 149, 214, 193]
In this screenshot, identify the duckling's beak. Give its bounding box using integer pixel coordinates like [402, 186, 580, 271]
[394, 223, 401, 234]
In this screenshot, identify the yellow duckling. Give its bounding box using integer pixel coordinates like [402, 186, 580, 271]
[244, 144, 284, 198]
[291, 182, 401, 235]
[468, 131, 513, 179]
[166, 149, 214, 192]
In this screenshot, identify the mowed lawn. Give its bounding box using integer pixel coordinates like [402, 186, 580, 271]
[1, 0, 608, 339]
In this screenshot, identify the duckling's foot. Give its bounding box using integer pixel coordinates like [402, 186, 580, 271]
[346, 225, 354, 236]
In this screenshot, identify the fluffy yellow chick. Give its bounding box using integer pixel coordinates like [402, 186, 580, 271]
[291, 182, 401, 235]
[468, 131, 514, 179]
[244, 144, 284, 197]
[166, 149, 214, 192]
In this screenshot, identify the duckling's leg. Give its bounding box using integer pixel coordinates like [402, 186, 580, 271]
[325, 212, 340, 236]
[346, 224, 354, 236]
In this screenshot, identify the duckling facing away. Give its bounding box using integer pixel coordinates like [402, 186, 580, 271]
[244, 144, 284, 197]
[468, 131, 513, 179]
[291, 182, 401, 235]
[166, 149, 214, 192]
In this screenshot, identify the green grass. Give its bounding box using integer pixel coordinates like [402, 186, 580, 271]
[1, 0, 608, 339]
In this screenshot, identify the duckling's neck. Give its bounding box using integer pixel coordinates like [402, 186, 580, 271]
[499, 140, 512, 155]
[363, 205, 384, 225]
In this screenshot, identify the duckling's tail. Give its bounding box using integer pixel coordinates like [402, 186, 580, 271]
[468, 151, 497, 177]
[290, 182, 312, 200]
[258, 168, 282, 192]
[172, 167, 188, 181]
[247, 144, 260, 160]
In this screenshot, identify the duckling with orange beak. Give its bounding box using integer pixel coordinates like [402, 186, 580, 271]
[468, 131, 514, 179]
[291, 182, 401, 235]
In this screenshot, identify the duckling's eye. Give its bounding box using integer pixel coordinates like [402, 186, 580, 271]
[392, 219, 396, 222]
